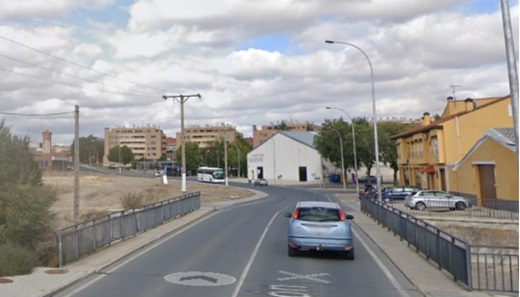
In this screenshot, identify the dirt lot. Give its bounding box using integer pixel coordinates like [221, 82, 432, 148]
[43, 171, 255, 229]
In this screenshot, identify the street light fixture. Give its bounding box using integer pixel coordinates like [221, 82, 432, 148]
[330, 128, 346, 193]
[163, 93, 202, 192]
[326, 106, 360, 195]
[325, 39, 382, 200]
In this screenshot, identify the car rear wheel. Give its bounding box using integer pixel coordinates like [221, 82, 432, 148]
[343, 249, 355, 260]
[415, 202, 426, 211]
[288, 246, 298, 257]
[455, 202, 466, 210]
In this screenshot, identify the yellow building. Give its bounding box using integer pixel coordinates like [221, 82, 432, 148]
[390, 95, 515, 202]
[452, 128, 518, 204]
[103, 125, 166, 166]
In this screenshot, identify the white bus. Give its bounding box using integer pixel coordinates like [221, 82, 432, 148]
[197, 166, 225, 183]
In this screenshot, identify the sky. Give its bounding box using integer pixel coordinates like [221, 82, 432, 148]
[0, 0, 518, 145]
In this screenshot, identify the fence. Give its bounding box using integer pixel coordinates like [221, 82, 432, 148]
[57, 192, 201, 267]
[361, 196, 519, 293]
[385, 199, 518, 220]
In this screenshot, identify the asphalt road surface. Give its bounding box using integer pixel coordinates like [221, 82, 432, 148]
[56, 184, 423, 297]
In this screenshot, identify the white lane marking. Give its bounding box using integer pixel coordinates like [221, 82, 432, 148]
[352, 224, 413, 297]
[335, 199, 412, 297]
[61, 211, 219, 297]
[277, 271, 330, 284]
[231, 207, 288, 297]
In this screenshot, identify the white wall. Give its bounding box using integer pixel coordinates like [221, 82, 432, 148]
[247, 133, 323, 182]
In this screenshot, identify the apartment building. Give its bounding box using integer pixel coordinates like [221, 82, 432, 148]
[390, 95, 516, 203]
[178, 124, 241, 148]
[103, 125, 166, 166]
[252, 121, 321, 148]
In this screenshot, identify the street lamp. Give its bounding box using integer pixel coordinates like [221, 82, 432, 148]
[325, 40, 382, 200]
[331, 128, 346, 193]
[326, 107, 360, 195]
[163, 93, 202, 192]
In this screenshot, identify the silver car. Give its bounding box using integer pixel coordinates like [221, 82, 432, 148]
[284, 201, 355, 259]
[404, 190, 470, 211]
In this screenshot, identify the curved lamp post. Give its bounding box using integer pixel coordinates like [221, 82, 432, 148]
[326, 107, 360, 195]
[325, 40, 382, 200]
[330, 128, 346, 193]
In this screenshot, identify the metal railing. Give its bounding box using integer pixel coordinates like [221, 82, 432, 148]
[383, 199, 519, 220]
[361, 196, 519, 293]
[57, 192, 201, 267]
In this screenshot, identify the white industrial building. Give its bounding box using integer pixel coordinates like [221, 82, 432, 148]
[247, 131, 334, 183]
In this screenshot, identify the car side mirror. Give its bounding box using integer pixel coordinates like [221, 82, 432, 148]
[346, 214, 354, 220]
[283, 212, 292, 218]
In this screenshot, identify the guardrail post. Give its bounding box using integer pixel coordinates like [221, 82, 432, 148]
[58, 230, 63, 268]
[466, 243, 473, 291]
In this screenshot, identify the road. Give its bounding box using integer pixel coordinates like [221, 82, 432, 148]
[56, 183, 422, 297]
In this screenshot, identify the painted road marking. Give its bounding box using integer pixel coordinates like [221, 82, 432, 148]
[277, 271, 331, 284]
[164, 271, 236, 286]
[268, 285, 311, 297]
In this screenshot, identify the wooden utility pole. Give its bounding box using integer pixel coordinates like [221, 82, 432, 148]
[74, 105, 80, 225]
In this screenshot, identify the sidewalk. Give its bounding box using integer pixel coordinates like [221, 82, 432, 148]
[336, 193, 509, 297]
[0, 191, 509, 297]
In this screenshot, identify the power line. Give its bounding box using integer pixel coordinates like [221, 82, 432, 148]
[0, 111, 74, 116]
[0, 66, 158, 98]
[0, 34, 168, 94]
[0, 52, 158, 97]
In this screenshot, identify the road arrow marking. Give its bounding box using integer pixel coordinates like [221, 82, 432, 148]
[179, 275, 218, 283]
[165, 271, 236, 287]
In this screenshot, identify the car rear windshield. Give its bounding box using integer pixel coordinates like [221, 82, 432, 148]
[295, 207, 341, 222]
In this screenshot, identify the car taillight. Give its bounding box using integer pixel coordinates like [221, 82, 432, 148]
[337, 209, 346, 221]
[292, 209, 299, 219]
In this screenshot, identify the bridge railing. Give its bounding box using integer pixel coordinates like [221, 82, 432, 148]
[360, 196, 518, 293]
[57, 192, 201, 267]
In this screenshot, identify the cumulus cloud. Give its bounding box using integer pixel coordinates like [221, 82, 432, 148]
[0, 0, 517, 144]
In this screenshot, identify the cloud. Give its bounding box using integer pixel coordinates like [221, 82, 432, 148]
[0, 0, 516, 144]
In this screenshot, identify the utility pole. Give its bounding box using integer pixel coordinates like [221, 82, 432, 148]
[500, 0, 519, 154]
[73, 105, 80, 225]
[224, 132, 228, 186]
[163, 94, 201, 192]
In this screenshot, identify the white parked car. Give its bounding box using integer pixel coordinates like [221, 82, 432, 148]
[404, 190, 470, 211]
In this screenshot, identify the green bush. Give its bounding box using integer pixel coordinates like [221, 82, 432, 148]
[120, 192, 144, 209]
[0, 242, 37, 277]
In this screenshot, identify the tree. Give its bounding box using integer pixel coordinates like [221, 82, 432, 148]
[377, 121, 412, 185]
[175, 142, 202, 175]
[107, 145, 134, 166]
[70, 135, 104, 165]
[0, 119, 55, 250]
[228, 135, 252, 177]
[202, 139, 225, 168]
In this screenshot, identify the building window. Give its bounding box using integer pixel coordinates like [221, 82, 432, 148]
[431, 137, 439, 157]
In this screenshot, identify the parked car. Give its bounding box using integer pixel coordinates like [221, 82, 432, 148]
[404, 190, 470, 211]
[284, 201, 355, 259]
[359, 184, 386, 198]
[382, 186, 421, 202]
[254, 178, 268, 186]
[358, 175, 377, 184]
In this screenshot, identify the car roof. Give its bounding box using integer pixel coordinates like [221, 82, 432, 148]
[296, 201, 339, 209]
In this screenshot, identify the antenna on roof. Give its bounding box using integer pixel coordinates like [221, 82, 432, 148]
[450, 84, 462, 100]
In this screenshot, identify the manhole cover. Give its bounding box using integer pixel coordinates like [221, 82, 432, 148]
[0, 278, 13, 284]
[45, 269, 69, 275]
